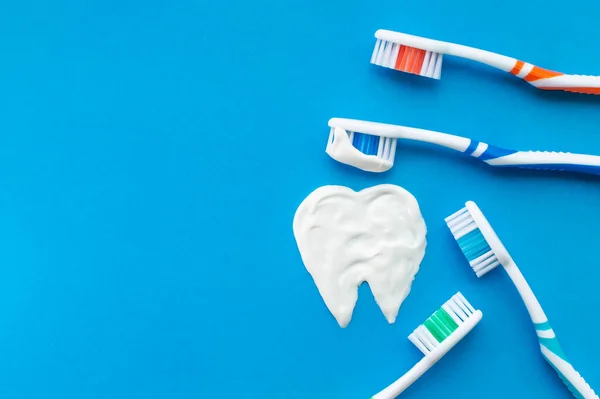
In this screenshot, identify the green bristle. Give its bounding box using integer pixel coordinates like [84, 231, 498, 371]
[424, 308, 459, 344]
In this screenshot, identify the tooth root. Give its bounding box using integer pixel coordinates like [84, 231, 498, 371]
[318, 281, 359, 328]
[366, 273, 412, 324]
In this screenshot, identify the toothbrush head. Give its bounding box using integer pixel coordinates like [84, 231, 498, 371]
[326, 118, 398, 173]
[409, 292, 482, 358]
[445, 201, 512, 278]
[371, 29, 444, 80]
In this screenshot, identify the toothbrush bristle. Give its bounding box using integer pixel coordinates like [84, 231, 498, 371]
[408, 292, 477, 355]
[445, 207, 500, 277]
[328, 128, 397, 162]
[353, 132, 380, 156]
[371, 39, 443, 79]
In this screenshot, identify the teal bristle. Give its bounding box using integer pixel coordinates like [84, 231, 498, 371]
[445, 204, 501, 277]
[457, 228, 492, 262]
[408, 292, 479, 355]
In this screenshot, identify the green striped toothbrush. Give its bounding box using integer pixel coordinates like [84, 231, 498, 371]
[370, 292, 482, 399]
[446, 201, 598, 399]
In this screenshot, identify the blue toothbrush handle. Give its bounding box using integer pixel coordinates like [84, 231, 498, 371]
[463, 141, 600, 175]
[504, 261, 598, 398]
[536, 323, 598, 399]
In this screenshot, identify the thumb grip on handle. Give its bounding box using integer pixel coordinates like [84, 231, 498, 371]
[535, 74, 600, 95]
[488, 150, 600, 176]
[558, 75, 600, 95]
[539, 340, 598, 399]
[559, 87, 600, 95]
[556, 367, 599, 399]
[515, 162, 600, 176]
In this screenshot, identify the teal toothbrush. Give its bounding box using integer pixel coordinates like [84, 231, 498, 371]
[370, 292, 482, 399]
[446, 201, 598, 399]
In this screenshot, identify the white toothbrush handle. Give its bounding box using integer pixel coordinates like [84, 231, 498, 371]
[478, 148, 600, 176]
[445, 47, 600, 94]
[529, 74, 600, 93]
[503, 263, 599, 399]
[425, 134, 600, 176]
[371, 357, 433, 399]
[370, 312, 482, 399]
[442, 44, 600, 95]
[446, 45, 600, 94]
[456, 136, 600, 176]
[375, 30, 517, 72]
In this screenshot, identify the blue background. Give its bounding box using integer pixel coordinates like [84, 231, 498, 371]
[0, 0, 599, 398]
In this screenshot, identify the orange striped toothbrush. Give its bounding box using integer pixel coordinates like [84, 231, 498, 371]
[371, 29, 600, 95]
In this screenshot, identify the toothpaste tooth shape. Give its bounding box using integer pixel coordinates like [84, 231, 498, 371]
[293, 185, 427, 328]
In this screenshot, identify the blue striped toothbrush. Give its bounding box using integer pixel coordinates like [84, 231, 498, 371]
[445, 201, 598, 399]
[326, 118, 600, 175]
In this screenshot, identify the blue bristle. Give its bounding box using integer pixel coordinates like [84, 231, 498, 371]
[352, 133, 380, 156]
[457, 229, 492, 262]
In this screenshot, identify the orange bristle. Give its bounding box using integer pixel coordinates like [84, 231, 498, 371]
[371, 39, 443, 79]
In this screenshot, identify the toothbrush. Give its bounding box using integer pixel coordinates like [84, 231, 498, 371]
[371, 29, 600, 95]
[370, 292, 482, 399]
[445, 202, 598, 399]
[326, 117, 600, 174]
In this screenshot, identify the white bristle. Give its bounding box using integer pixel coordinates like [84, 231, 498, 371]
[476, 260, 501, 277]
[445, 207, 474, 239]
[447, 299, 468, 322]
[408, 334, 429, 355]
[388, 43, 400, 68]
[382, 137, 391, 160]
[382, 41, 393, 66]
[408, 292, 478, 356]
[471, 251, 496, 270]
[370, 39, 443, 80]
[420, 51, 432, 75]
[370, 39, 382, 64]
[449, 293, 476, 322]
[471, 250, 495, 266]
[448, 215, 475, 236]
[456, 292, 475, 313]
[446, 205, 501, 277]
[389, 138, 398, 163]
[445, 207, 467, 223]
[454, 221, 478, 241]
[375, 40, 387, 65]
[454, 298, 472, 318]
[376, 136, 385, 157]
[433, 54, 444, 79]
[425, 52, 437, 78]
[409, 325, 439, 355]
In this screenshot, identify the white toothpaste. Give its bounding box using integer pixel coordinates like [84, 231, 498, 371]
[326, 127, 394, 173]
[293, 185, 427, 328]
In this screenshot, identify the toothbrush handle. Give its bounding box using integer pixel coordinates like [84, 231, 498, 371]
[533, 74, 600, 95]
[537, 331, 599, 399]
[445, 43, 600, 95]
[465, 142, 600, 175]
[370, 357, 433, 399]
[503, 263, 598, 399]
[509, 63, 600, 95]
